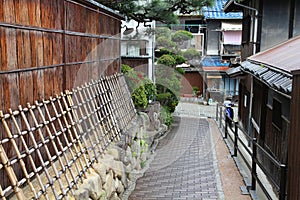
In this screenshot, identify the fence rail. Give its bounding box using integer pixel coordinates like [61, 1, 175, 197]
[0, 74, 136, 199]
[216, 104, 287, 200]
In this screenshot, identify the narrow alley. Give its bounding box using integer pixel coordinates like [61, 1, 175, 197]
[129, 102, 250, 200]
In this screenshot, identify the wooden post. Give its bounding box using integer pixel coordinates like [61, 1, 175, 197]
[216, 103, 219, 122]
[224, 119, 228, 139]
[251, 138, 257, 190]
[233, 122, 238, 157]
[279, 164, 287, 200]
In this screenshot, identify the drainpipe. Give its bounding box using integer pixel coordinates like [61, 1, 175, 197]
[248, 75, 254, 142]
[233, 1, 259, 55]
[232, 1, 258, 140]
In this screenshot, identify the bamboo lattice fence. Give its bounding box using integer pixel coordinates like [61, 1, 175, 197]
[0, 74, 136, 199]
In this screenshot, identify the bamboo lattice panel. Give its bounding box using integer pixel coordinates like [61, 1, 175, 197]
[0, 74, 136, 199]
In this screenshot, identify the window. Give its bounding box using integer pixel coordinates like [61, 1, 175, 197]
[272, 99, 282, 130]
[244, 95, 247, 108]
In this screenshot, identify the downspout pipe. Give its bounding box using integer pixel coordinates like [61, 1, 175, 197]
[232, 1, 258, 139]
[233, 0, 259, 55]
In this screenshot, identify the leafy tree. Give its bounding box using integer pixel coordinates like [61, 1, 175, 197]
[121, 64, 156, 109]
[131, 85, 148, 109]
[174, 55, 186, 64]
[156, 36, 177, 49]
[181, 48, 201, 60]
[172, 30, 193, 44]
[157, 54, 177, 66]
[97, 0, 214, 24]
[155, 27, 172, 39]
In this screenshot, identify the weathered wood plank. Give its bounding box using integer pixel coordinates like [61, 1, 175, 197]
[28, 0, 42, 27]
[44, 68, 54, 100]
[43, 32, 53, 66]
[3, 0, 15, 23]
[0, 0, 4, 22]
[5, 28, 18, 71]
[16, 30, 32, 69]
[53, 0, 63, 30]
[41, 0, 52, 29]
[33, 70, 45, 101]
[15, 0, 30, 25]
[0, 27, 6, 72]
[52, 33, 63, 65]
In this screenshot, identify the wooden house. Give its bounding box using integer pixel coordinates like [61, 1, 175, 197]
[224, 0, 300, 59]
[225, 0, 300, 198]
[0, 0, 124, 112]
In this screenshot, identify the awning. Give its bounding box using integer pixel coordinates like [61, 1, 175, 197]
[221, 22, 242, 31]
[248, 35, 300, 74]
[223, 31, 242, 45]
[207, 75, 222, 79]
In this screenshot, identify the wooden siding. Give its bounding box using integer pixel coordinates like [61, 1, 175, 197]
[121, 58, 149, 76]
[287, 74, 300, 199]
[0, 0, 122, 112]
[238, 77, 250, 130]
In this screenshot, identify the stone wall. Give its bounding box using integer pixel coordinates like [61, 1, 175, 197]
[69, 103, 167, 200]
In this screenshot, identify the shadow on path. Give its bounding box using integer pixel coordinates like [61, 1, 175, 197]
[129, 116, 223, 199]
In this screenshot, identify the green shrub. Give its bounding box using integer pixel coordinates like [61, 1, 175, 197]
[175, 67, 185, 75]
[131, 85, 148, 109]
[156, 91, 179, 113]
[157, 54, 177, 66]
[181, 48, 201, 60]
[156, 36, 177, 49]
[160, 106, 173, 127]
[174, 55, 186, 64]
[155, 27, 172, 39]
[121, 64, 133, 73]
[192, 86, 200, 96]
[159, 48, 176, 56]
[172, 30, 193, 43]
[144, 78, 157, 101]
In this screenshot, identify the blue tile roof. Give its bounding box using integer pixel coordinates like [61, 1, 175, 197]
[201, 56, 230, 67]
[203, 0, 242, 19]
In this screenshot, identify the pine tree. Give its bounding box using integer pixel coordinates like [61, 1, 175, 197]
[97, 0, 214, 24]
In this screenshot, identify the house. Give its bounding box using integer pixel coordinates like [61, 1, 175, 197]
[155, 0, 242, 100]
[224, 0, 300, 59]
[225, 0, 300, 198]
[201, 0, 242, 101]
[121, 19, 156, 81]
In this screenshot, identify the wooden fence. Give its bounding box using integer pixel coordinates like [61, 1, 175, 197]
[0, 74, 136, 199]
[216, 104, 287, 200]
[0, 0, 123, 112]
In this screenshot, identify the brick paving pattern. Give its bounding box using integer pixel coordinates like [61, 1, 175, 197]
[129, 116, 223, 200]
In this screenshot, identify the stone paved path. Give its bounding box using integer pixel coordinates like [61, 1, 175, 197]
[129, 115, 223, 200]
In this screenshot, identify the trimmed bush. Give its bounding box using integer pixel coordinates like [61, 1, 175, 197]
[131, 85, 148, 109]
[181, 48, 201, 60]
[174, 55, 186, 64]
[157, 54, 177, 66]
[172, 30, 193, 43]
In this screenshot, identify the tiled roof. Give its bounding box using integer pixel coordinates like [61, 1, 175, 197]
[203, 0, 242, 19]
[241, 61, 292, 94]
[201, 56, 230, 72]
[201, 56, 230, 67]
[248, 35, 300, 74]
